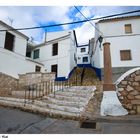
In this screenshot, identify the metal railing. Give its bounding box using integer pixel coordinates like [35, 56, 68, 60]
[24, 74, 79, 106]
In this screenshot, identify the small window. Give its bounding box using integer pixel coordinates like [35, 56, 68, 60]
[33, 49, 40, 59]
[120, 50, 132, 61]
[52, 43, 58, 56]
[4, 32, 15, 51]
[51, 64, 58, 77]
[26, 52, 31, 58]
[81, 48, 86, 52]
[35, 66, 41, 72]
[83, 57, 88, 62]
[125, 24, 132, 34]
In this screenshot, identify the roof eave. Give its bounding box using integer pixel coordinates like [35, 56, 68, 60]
[0, 20, 29, 40]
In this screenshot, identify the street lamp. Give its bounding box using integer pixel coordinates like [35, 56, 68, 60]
[98, 36, 103, 49]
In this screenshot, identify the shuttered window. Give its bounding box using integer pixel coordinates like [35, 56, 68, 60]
[52, 43, 58, 56]
[33, 49, 40, 59]
[120, 50, 132, 61]
[4, 32, 15, 51]
[125, 24, 132, 34]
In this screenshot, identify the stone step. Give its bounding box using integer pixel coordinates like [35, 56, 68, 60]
[12, 91, 45, 98]
[48, 93, 88, 102]
[33, 100, 83, 114]
[0, 97, 80, 119]
[0, 86, 96, 120]
[54, 91, 93, 98]
[63, 86, 96, 92]
[42, 96, 85, 108]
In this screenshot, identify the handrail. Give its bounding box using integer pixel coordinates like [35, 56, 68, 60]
[24, 77, 77, 106]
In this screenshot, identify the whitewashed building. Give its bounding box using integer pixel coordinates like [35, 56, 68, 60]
[76, 44, 91, 67]
[92, 15, 140, 81]
[31, 30, 77, 80]
[0, 20, 44, 78]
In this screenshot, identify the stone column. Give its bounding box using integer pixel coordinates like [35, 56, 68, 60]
[103, 42, 116, 91]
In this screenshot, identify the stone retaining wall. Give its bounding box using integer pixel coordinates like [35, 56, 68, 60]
[18, 72, 55, 89]
[0, 72, 56, 96]
[0, 73, 18, 95]
[117, 69, 140, 115]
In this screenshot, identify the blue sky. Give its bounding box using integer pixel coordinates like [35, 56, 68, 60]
[0, 6, 140, 45]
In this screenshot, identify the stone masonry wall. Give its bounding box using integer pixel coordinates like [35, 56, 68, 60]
[117, 69, 140, 115]
[0, 72, 56, 96]
[18, 72, 55, 89]
[0, 73, 18, 95]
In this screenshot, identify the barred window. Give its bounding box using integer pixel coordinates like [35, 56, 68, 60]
[120, 50, 132, 61]
[125, 24, 132, 34]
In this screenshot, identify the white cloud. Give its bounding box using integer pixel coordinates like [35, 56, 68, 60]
[0, 6, 140, 45]
[75, 22, 95, 45]
[75, 6, 95, 19]
[74, 6, 140, 44]
[0, 6, 72, 43]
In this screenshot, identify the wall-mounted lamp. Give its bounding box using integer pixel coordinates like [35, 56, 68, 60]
[98, 36, 103, 50]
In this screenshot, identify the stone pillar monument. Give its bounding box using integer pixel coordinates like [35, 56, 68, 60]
[100, 42, 128, 116]
[103, 42, 116, 91]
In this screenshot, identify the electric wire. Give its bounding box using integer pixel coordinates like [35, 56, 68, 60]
[74, 6, 103, 36]
[0, 9, 140, 32]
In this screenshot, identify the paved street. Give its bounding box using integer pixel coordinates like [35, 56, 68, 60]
[0, 106, 99, 134]
[1, 106, 140, 134]
[101, 122, 140, 134]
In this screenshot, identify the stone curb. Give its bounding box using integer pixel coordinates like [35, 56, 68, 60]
[86, 115, 140, 123]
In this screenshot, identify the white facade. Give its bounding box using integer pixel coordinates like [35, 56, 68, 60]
[92, 16, 140, 69]
[0, 23, 27, 56]
[32, 30, 76, 80]
[76, 45, 90, 65]
[0, 21, 44, 78]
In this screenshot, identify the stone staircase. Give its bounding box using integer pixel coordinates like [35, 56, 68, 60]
[33, 86, 96, 119]
[0, 86, 96, 120]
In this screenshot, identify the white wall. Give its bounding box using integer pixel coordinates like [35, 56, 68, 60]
[77, 54, 90, 64]
[99, 18, 140, 37]
[76, 46, 90, 64]
[0, 24, 27, 56]
[0, 23, 45, 78]
[0, 30, 5, 49]
[32, 36, 76, 78]
[77, 46, 89, 55]
[0, 48, 44, 78]
[93, 18, 140, 69]
[69, 32, 76, 72]
[46, 30, 71, 42]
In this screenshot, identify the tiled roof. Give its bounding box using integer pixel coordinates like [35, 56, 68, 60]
[98, 15, 140, 23]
